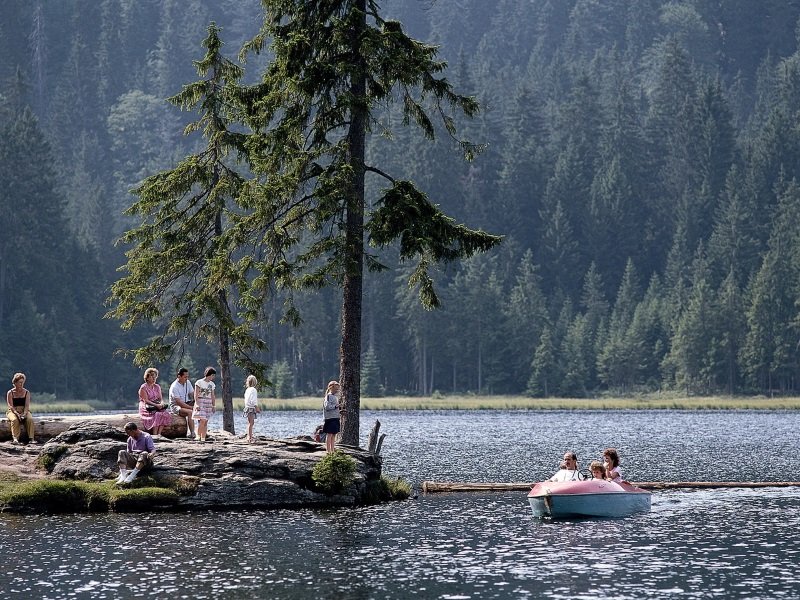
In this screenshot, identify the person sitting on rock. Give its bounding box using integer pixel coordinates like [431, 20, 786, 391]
[138, 367, 171, 436]
[6, 372, 36, 444]
[548, 451, 585, 481]
[116, 422, 155, 484]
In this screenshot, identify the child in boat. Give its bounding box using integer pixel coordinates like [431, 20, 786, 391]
[603, 448, 622, 482]
[589, 460, 606, 480]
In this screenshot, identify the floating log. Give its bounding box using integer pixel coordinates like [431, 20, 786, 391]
[0, 413, 188, 442]
[421, 481, 800, 493]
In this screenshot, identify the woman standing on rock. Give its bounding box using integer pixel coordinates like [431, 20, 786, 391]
[6, 373, 36, 444]
[138, 368, 171, 435]
[193, 367, 216, 442]
[322, 380, 341, 453]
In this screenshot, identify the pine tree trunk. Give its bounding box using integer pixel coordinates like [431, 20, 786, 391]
[214, 199, 235, 435]
[339, 0, 367, 447]
[219, 316, 235, 434]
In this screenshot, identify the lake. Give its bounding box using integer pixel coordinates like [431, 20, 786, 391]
[2, 410, 800, 599]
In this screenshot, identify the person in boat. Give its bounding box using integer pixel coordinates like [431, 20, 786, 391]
[548, 451, 585, 481]
[6, 372, 36, 444]
[603, 447, 623, 482]
[589, 460, 606, 480]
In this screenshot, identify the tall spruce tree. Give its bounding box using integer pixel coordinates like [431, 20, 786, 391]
[237, 1, 500, 444]
[108, 23, 263, 434]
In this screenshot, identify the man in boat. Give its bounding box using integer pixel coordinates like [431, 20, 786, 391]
[548, 451, 585, 481]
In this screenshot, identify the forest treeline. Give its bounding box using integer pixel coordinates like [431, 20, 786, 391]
[2, 0, 800, 400]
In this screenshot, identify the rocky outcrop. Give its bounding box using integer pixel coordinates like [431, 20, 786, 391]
[11, 421, 384, 510]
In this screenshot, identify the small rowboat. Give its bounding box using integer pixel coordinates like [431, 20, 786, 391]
[528, 479, 651, 518]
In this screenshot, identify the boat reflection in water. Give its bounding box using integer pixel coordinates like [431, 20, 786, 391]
[528, 479, 651, 518]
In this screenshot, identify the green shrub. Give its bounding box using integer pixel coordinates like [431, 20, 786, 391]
[362, 475, 412, 504]
[311, 451, 356, 495]
[383, 475, 412, 500]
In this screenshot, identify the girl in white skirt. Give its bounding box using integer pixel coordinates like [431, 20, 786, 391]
[193, 367, 216, 442]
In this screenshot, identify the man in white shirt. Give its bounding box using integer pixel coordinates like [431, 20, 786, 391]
[168, 367, 195, 439]
[549, 451, 585, 481]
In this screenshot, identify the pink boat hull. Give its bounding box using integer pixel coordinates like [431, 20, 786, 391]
[528, 479, 651, 518]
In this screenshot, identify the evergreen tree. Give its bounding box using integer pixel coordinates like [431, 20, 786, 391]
[707, 166, 760, 286]
[597, 259, 642, 391]
[503, 250, 549, 392]
[237, 0, 501, 444]
[360, 346, 382, 397]
[268, 360, 294, 399]
[527, 326, 557, 397]
[108, 23, 261, 434]
[560, 313, 590, 397]
[716, 269, 745, 394]
[665, 248, 718, 394]
[740, 180, 800, 393]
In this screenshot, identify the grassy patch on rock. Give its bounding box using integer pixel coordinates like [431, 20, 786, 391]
[0, 479, 180, 514]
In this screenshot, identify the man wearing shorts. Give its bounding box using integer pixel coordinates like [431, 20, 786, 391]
[168, 367, 195, 439]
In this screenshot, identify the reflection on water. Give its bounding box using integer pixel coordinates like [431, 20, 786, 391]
[3, 410, 800, 599]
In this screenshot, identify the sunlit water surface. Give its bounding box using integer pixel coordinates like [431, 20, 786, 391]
[2, 410, 800, 599]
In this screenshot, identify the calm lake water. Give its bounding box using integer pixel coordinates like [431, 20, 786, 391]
[3, 410, 800, 599]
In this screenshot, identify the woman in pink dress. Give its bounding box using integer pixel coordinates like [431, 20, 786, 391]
[138, 368, 171, 435]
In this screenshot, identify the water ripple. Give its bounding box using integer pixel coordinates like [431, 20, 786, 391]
[3, 411, 800, 599]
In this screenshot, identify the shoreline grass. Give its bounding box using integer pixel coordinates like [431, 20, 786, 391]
[247, 394, 800, 411]
[34, 394, 800, 414]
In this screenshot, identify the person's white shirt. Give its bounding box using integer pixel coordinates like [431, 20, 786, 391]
[168, 378, 193, 407]
[549, 469, 585, 482]
[244, 386, 258, 409]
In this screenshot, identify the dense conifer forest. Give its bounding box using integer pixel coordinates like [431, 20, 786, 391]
[3, 0, 800, 401]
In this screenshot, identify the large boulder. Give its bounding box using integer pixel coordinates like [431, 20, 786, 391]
[29, 422, 383, 509]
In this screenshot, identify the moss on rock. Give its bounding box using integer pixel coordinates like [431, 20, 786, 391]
[0, 478, 181, 514]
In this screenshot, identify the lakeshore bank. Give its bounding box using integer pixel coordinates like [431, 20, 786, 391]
[0, 420, 404, 514]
